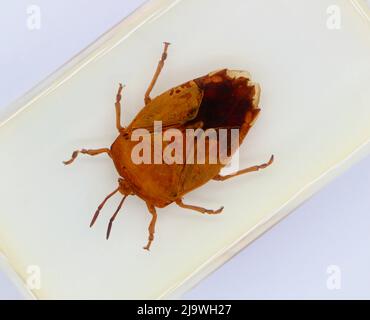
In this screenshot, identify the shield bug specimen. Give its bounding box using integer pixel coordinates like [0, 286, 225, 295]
[64, 42, 273, 250]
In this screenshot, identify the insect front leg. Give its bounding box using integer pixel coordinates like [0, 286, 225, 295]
[143, 203, 158, 251]
[144, 42, 170, 105]
[213, 154, 274, 181]
[63, 148, 111, 165]
[175, 198, 223, 215]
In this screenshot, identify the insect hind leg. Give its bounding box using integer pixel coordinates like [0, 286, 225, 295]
[144, 42, 170, 105]
[63, 148, 111, 165]
[115, 83, 125, 133]
[213, 154, 274, 181]
[176, 198, 223, 215]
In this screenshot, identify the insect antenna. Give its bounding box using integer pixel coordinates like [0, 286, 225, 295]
[90, 188, 119, 227]
[106, 195, 127, 240]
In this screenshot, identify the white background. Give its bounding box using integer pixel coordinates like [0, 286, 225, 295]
[0, 0, 369, 299]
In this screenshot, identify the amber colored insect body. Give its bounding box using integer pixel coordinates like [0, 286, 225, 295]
[64, 43, 273, 250]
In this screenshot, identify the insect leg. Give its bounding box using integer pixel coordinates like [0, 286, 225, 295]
[106, 195, 127, 239]
[143, 203, 158, 251]
[115, 83, 125, 133]
[213, 155, 274, 181]
[144, 42, 170, 105]
[175, 198, 223, 215]
[90, 187, 119, 227]
[63, 148, 111, 165]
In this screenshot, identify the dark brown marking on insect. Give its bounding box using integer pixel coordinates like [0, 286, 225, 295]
[175, 89, 181, 94]
[186, 107, 197, 117]
[179, 92, 192, 100]
[191, 69, 256, 130]
[169, 88, 175, 96]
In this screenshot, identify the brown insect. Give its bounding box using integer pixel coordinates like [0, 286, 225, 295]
[64, 42, 273, 250]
